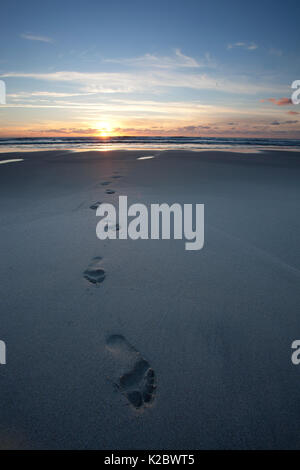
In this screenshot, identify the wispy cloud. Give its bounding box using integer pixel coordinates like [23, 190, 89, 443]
[260, 97, 293, 106]
[38, 127, 98, 135]
[0, 69, 285, 96]
[227, 42, 258, 51]
[8, 91, 93, 99]
[20, 33, 54, 43]
[0, 98, 226, 116]
[269, 120, 298, 125]
[105, 49, 214, 69]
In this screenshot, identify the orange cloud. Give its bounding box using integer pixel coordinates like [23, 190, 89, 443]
[261, 97, 293, 106]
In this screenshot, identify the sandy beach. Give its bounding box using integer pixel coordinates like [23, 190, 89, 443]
[0, 149, 300, 449]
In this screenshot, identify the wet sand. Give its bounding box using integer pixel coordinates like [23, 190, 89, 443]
[0, 149, 300, 449]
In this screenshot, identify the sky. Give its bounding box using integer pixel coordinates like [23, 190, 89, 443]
[0, 0, 299, 138]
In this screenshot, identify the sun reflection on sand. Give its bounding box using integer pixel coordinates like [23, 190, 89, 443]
[137, 155, 155, 160]
[0, 158, 24, 164]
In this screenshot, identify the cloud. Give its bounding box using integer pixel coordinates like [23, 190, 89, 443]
[4, 115, 300, 138]
[104, 49, 213, 69]
[261, 97, 293, 106]
[227, 42, 258, 51]
[20, 33, 53, 43]
[110, 125, 212, 136]
[173, 125, 211, 133]
[269, 120, 298, 125]
[47, 119, 298, 137]
[38, 127, 98, 135]
[7, 91, 93, 99]
[28, 125, 214, 137]
[0, 69, 285, 96]
[0, 98, 224, 117]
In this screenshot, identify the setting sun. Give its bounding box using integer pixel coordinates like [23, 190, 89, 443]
[96, 122, 113, 137]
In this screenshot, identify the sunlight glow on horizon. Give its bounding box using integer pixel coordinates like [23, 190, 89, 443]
[96, 122, 114, 137]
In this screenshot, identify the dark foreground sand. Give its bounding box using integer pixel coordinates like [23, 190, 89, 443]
[0, 149, 300, 449]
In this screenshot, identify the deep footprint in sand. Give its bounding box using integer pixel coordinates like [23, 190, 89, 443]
[106, 334, 156, 409]
[83, 257, 105, 284]
[105, 189, 115, 194]
[90, 202, 102, 210]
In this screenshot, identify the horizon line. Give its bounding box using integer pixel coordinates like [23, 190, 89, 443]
[0, 135, 299, 141]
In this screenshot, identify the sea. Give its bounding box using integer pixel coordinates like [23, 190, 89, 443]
[1, 136, 300, 153]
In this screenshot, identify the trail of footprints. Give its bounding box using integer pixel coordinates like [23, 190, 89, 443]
[106, 334, 156, 410]
[85, 178, 120, 283]
[90, 179, 117, 210]
[84, 175, 157, 410]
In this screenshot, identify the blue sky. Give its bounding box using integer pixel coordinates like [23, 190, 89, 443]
[0, 0, 299, 137]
